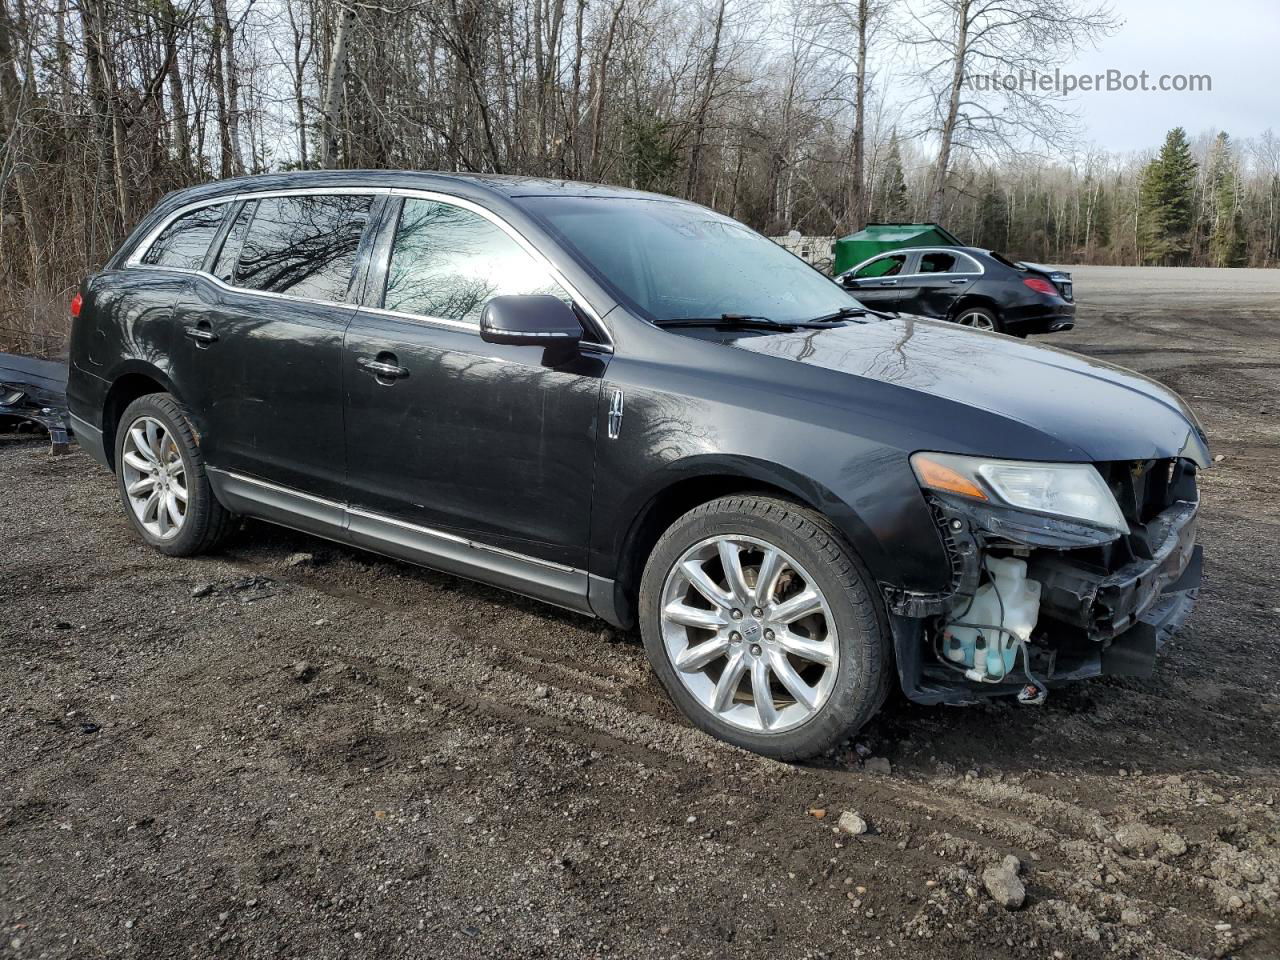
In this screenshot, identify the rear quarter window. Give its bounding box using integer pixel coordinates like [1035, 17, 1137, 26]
[140, 204, 227, 270]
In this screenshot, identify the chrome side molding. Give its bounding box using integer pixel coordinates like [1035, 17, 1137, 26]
[206, 468, 593, 616]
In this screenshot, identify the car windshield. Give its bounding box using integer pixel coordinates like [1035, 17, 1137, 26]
[522, 197, 861, 324]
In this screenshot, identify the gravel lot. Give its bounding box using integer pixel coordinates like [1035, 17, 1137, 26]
[3, 266, 1279, 959]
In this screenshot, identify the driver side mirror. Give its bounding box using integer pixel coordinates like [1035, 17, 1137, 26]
[840, 274, 862, 290]
[480, 295, 583, 348]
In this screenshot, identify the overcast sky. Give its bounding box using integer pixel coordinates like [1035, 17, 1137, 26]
[1058, 0, 1280, 153]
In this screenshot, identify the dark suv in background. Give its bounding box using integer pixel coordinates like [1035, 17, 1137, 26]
[67, 171, 1205, 759]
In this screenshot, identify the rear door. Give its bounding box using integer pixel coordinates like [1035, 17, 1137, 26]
[341, 194, 608, 570]
[898, 250, 981, 319]
[168, 191, 381, 500]
[89, 202, 235, 391]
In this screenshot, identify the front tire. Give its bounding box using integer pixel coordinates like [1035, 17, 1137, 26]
[114, 393, 234, 556]
[639, 495, 890, 760]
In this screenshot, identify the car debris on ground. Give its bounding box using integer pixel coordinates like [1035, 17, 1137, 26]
[0, 351, 71, 453]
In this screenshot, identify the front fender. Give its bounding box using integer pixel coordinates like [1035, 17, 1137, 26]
[604, 453, 911, 592]
[587, 371, 954, 617]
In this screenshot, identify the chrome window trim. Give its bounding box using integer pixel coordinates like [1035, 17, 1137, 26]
[124, 187, 388, 269]
[119, 263, 367, 312]
[128, 198, 236, 270]
[917, 249, 984, 277]
[842, 247, 986, 281]
[122, 184, 614, 348]
[357, 305, 477, 332]
[351, 302, 614, 354]
[124, 189, 386, 310]
[210, 468, 583, 575]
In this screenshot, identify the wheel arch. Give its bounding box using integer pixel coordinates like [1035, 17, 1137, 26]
[948, 293, 1001, 324]
[101, 362, 182, 470]
[601, 457, 895, 629]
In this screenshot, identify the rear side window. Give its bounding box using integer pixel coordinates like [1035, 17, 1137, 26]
[919, 252, 957, 273]
[141, 204, 227, 270]
[233, 194, 373, 302]
[383, 199, 570, 324]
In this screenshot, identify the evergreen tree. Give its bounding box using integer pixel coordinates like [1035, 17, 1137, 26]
[877, 136, 910, 221]
[1137, 127, 1198, 265]
[1206, 132, 1246, 267]
[622, 115, 679, 193]
[975, 175, 1009, 250]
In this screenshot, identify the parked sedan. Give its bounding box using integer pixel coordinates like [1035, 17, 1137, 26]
[836, 246, 1075, 336]
[67, 173, 1200, 761]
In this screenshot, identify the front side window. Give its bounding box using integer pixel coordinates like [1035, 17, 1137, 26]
[233, 194, 373, 302]
[383, 199, 569, 324]
[856, 254, 907, 279]
[141, 204, 227, 270]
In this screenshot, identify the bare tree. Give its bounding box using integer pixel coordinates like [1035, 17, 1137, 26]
[3, 0, 1277, 358]
[909, 0, 1117, 222]
[319, 2, 353, 169]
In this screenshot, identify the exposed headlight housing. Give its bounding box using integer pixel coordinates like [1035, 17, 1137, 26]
[911, 452, 1130, 535]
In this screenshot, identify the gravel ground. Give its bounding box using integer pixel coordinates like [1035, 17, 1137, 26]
[3, 267, 1279, 959]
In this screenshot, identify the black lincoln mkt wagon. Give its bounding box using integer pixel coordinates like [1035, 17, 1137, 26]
[66, 171, 1207, 759]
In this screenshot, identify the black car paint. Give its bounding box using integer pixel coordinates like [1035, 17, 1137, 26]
[839, 247, 1077, 335]
[66, 170, 1207, 705]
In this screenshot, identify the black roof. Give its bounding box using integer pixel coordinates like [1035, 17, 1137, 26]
[162, 169, 675, 207]
[116, 169, 694, 270]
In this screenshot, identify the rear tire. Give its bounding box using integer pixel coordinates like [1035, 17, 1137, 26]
[956, 306, 1001, 333]
[114, 393, 235, 557]
[638, 495, 891, 760]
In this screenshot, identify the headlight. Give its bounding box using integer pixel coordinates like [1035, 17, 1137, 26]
[911, 452, 1129, 534]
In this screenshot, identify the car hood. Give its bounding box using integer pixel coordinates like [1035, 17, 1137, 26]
[721, 316, 1210, 466]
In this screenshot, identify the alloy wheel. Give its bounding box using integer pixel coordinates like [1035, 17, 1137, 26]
[121, 416, 188, 540]
[958, 310, 996, 331]
[659, 535, 839, 733]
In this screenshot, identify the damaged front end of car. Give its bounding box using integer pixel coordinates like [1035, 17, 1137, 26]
[885, 453, 1203, 706]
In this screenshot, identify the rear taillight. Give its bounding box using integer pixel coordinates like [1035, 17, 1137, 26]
[70, 292, 83, 318]
[1022, 276, 1057, 296]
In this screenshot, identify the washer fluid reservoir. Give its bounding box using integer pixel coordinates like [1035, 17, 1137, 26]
[943, 555, 1041, 683]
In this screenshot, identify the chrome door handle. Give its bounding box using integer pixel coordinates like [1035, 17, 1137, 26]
[357, 356, 409, 379]
[881, 279, 898, 285]
[183, 325, 218, 344]
[949, 278, 969, 284]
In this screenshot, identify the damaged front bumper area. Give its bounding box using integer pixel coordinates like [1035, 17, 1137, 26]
[886, 458, 1203, 706]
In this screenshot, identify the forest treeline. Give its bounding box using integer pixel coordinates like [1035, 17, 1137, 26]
[0, 0, 1275, 351]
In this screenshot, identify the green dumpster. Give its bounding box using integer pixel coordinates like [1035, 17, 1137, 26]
[832, 223, 964, 276]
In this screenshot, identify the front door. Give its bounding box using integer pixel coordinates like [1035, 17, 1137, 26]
[168, 192, 379, 500]
[342, 195, 607, 570]
[844, 252, 910, 311]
